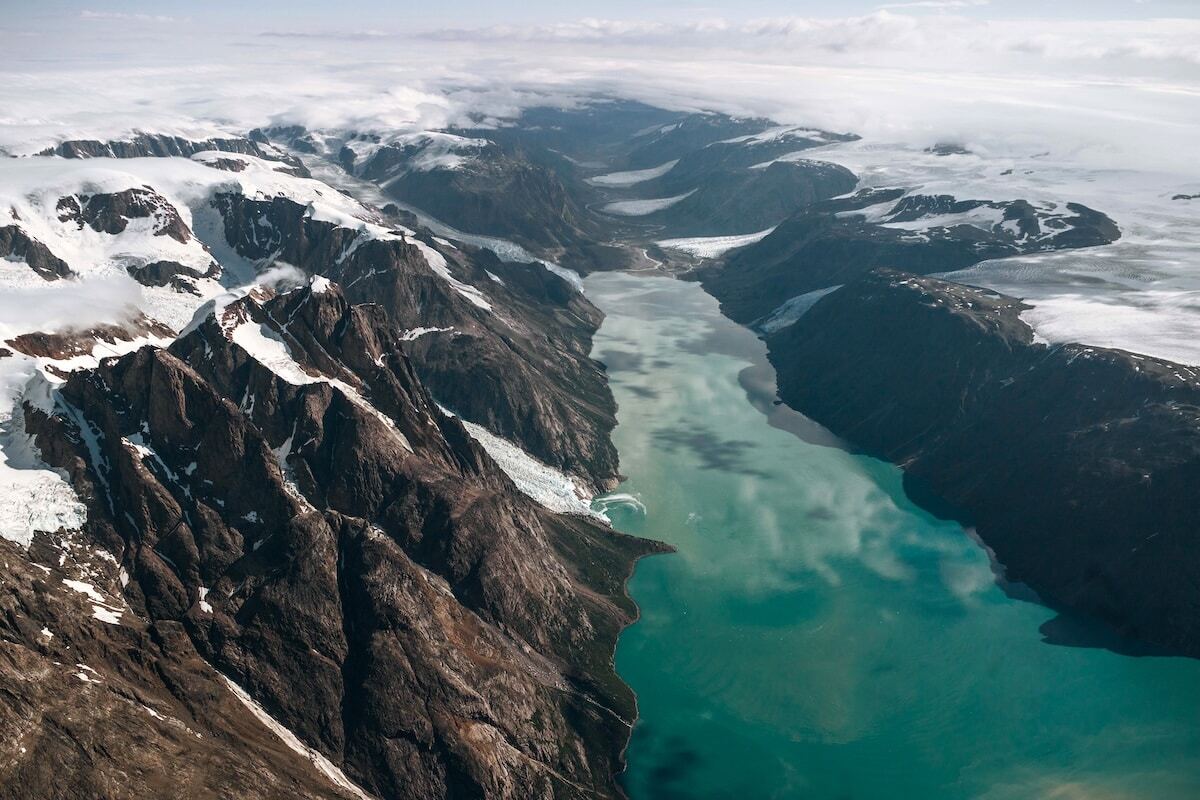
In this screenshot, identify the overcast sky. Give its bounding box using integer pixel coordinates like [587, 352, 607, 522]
[1, 1, 1197, 179]
[5, 0, 1199, 33]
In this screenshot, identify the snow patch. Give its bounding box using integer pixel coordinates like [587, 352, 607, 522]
[75, 665, 102, 684]
[602, 189, 695, 217]
[441, 406, 602, 520]
[718, 125, 830, 146]
[91, 605, 123, 624]
[411, 239, 493, 312]
[587, 159, 678, 187]
[229, 319, 322, 387]
[63, 578, 124, 624]
[399, 326, 454, 342]
[757, 285, 843, 333]
[379, 131, 489, 173]
[62, 578, 105, 603]
[221, 675, 376, 800]
[879, 205, 1009, 234]
[657, 226, 777, 258]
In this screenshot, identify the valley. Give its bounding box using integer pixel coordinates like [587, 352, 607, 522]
[1, 95, 1198, 799]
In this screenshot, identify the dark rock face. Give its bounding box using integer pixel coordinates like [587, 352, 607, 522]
[5, 317, 172, 361]
[202, 156, 249, 172]
[651, 131, 854, 186]
[703, 190, 1122, 324]
[621, 114, 780, 169]
[268, 107, 858, 272]
[21, 281, 664, 798]
[457, 110, 856, 244]
[0, 224, 72, 279]
[39, 132, 312, 177]
[125, 259, 218, 290]
[925, 142, 972, 156]
[213, 193, 621, 492]
[619, 159, 857, 238]
[473, 101, 683, 164]
[355, 140, 624, 272]
[56, 188, 192, 243]
[41, 133, 264, 159]
[768, 269, 1200, 656]
[0, 534, 372, 800]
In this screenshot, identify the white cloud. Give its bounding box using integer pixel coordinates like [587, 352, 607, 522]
[0, 10, 1192, 177]
[79, 10, 186, 24]
[0, 11, 1195, 179]
[416, 11, 1199, 73]
[0, 275, 143, 339]
[877, 1, 988, 9]
[0, 8, 1195, 364]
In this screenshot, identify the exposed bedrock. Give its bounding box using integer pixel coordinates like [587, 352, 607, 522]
[20, 281, 663, 798]
[767, 268, 1200, 656]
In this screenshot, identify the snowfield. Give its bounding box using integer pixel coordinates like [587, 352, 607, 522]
[587, 159, 678, 187]
[0, 143, 503, 547]
[657, 226, 777, 258]
[601, 189, 695, 216]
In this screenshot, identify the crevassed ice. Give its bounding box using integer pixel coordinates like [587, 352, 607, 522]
[440, 405, 602, 520]
[0, 357, 86, 545]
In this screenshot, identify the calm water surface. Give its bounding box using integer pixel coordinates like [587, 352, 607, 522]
[586, 272, 1200, 800]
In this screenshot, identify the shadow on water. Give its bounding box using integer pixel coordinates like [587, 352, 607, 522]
[621, 725, 707, 800]
[737, 363, 846, 450]
[651, 425, 770, 478]
[1038, 612, 1180, 658]
[901, 467, 1180, 658]
[596, 349, 647, 374]
[734, 329, 1174, 660]
[593, 270, 1200, 800]
[624, 385, 660, 399]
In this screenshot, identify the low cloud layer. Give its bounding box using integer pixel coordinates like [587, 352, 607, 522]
[417, 12, 1200, 71]
[0, 275, 143, 340]
[1, 10, 1196, 181]
[79, 10, 186, 24]
[1, 8, 1198, 363]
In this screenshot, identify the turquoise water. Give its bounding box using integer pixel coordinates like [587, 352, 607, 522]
[587, 272, 1200, 800]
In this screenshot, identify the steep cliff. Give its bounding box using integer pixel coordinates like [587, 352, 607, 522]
[768, 269, 1200, 655]
[15, 282, 663, 798]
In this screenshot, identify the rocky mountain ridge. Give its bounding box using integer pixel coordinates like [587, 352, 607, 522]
[369, 101, 1200, 665]
[768, 269, 1200, 655]
[1, 97, 1196, 800]
[699, 187, 1121, 325]
[0, 127, 666, 798]
[16, 279, 662, 797]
